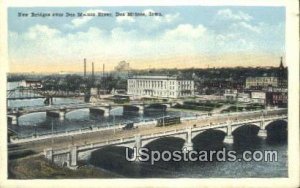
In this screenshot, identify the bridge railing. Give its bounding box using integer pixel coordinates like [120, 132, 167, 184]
[9, 112, 287, 144]
[77, 114, 288, 153]
[45, 114, 288, 155]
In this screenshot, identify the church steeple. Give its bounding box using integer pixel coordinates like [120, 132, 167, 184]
[278, 56, 286, 79]
[279, 56, 284, 69]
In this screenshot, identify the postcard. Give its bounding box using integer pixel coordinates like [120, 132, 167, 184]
[0, 0, 299, 187]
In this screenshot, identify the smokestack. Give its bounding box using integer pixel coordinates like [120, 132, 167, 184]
[102, 64, 105, 77]
[84, 58, 87, 77]
[92, 62, 94, 78]
[102, 63, 106, 92]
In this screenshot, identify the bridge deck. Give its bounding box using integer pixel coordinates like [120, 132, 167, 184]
[8, 110, 287, 155]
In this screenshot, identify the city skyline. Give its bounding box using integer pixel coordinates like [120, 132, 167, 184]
[8, 6, 285, 73]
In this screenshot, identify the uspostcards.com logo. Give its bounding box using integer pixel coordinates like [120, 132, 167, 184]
[125, 147, 278, 165]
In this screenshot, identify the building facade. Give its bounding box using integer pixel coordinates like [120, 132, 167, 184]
[223, 89, 238, 101]
[20, 80, 43, 89]
[245, 77, 279, 89]
[266, 91, 288, 108]
[127, 76, 194, 98]
[251, 91, 266, 104]
[245, 57, 287, 90]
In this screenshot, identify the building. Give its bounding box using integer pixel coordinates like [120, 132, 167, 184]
[251, 91, 266, 104]
[245, 57, 287, 90]
[245, 76, 279, 89]
[266, 91, 287, 108]
[237, 92, 251, 103]
[223, 89, 237, 101]
[127, 75, 194, 98]
[20, 80, 43, 89]
[277, 57, 288, 88]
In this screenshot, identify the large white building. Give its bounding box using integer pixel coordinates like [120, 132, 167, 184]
[127, 75, 194, 98]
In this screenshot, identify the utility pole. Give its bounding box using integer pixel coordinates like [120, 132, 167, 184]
[113, 114, 116, 134]
[51, 121, 54, 145]
[163, 110, 165, 128]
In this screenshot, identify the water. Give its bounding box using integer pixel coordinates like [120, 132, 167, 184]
[7, 82, 194, 136]
[88, 126, 288, 178]
[7, 82, 288, 177]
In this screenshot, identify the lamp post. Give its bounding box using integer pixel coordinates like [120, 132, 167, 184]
[51, 121, 54, 145]
[113, 114, 116, 134]
[34, 123, 37, 137]
[163, 110, 165, 128]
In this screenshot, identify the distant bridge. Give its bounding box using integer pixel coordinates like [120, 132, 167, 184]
[7, 88, 84, 101]
[7, 101, 174, 125]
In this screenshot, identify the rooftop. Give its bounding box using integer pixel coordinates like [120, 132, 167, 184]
[128, 75, 192, 80]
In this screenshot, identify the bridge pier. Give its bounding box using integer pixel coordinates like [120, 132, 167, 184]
[44, 97, 54, 106]
[59, 109, 66, 120]
[46, 110, 66, 120]
[69, 146, 78, 169]
[137, 105, 144, 114]
[223, 124, 234, 144]
[132, 134, 142, 162]
[44, 148, 53, 162]
[123, 105, 144, 115]
[257, 129, 267, 138]
[183, 127, 193, 151]
[257, 120, 267, 138]
[89, 107, 110, 117]
[8, 115, 19, 125]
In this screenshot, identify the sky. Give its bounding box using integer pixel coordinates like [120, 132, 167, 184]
[8, 6, 285, 73]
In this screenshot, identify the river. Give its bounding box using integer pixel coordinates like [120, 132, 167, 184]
[7, 82, 288, 178]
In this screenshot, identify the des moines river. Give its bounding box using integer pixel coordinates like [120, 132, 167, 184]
[8, 82, 288, 178]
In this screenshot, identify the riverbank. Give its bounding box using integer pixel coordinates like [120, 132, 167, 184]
[8, 156, 121, 179]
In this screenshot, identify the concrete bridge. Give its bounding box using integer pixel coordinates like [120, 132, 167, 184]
[42, 112, 287, 169]
[7, 102, 174, 125]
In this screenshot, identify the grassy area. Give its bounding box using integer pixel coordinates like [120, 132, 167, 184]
[8, 156, 121, 179]
[221, 104, 265, 113]
[172, 101, 223, 112]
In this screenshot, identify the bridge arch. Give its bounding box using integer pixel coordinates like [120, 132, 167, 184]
[64, 108, 89, 115]
[16, 111, 46, 119]
[264, 119, 288, 130]
[192, 129, 226, 150]
[64, 108, 89, 116]
[141, 135, 186, 150]
[123, 105, 143, 114]
[89, 107, 110, 117]
[110, 106, 123, 112]
[265, 119, 287, 143]
[231, 124, 262, 148]
[232, 124, 260, 137]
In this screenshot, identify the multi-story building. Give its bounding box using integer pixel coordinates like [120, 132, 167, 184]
[223, 89, 238, 101]
[245, 57, 287, 90]
[251, 91, 266, 104]
[20, 80, 43, 89]
[245, 76, 279, 89]
[266, 91, 288, 108]
[127, 75, 194, 98]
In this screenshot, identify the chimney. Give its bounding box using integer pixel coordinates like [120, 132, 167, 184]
[84, 58, 87, 77]
[102, 64, 105, 77]
[92, 62, 94, 78]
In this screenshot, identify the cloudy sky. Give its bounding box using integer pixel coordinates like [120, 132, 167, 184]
[8, 6, 285, 73]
